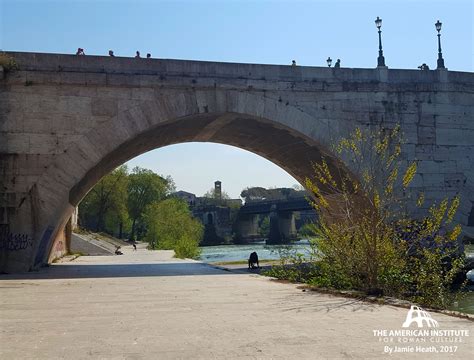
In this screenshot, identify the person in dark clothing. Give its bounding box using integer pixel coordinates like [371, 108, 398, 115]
[248, 252, 260, 269]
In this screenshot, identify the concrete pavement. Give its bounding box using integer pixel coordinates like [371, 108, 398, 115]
[1, 244, 473, 359]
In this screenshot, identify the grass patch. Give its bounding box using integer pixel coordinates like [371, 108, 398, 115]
[70, 252, 84, 257]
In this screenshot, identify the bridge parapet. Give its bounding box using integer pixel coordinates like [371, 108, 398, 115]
[5, 52, 474, 87]
[241, 198, 313, 214]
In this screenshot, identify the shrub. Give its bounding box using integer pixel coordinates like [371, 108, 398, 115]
[143, 198, 203, 259]
[272, 125, 465, 308]
[0, 53, 19, 71]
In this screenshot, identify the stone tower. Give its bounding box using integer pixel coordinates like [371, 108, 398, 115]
[214, 181, 222, 200]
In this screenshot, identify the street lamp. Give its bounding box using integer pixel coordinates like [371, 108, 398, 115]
[375, 16, 385, 67]
[435, 20, 445, 69]
[326, 57, 332, 67]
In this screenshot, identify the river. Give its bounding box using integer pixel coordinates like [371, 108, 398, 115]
[199, 240, 312, 263]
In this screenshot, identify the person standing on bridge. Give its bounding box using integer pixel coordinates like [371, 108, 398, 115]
[135, 51, 141, 58]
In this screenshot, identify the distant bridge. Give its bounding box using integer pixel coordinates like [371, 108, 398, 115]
[237, 197, 316, 244]
[240, 197, 313, 214]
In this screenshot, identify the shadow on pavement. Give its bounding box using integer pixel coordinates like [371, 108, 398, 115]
[211, 264, 273, 274]
[0, 262, 240, 280]
[280, 293, 379, 313]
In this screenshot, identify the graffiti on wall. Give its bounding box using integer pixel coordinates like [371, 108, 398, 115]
[53, 240, 65, 253]
[0, 225, 33, 251]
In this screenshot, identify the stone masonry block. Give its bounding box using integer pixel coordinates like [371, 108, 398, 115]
[91, 98, 118, 117]
[436, 128, 474, 146]
[415, 145, 435, 160]
[444, 173, 467, 188]
[438, 161, 457, 173]
[417, 126, 436, 145]
[421, 173, 444, 187]
[417, 160, 439, 173]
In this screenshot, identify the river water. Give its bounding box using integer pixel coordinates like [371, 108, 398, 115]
[199, 240, 312, 263]
[200, 242, 474, 315]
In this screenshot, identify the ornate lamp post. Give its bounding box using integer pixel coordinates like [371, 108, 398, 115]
[435, 20, 445, 69]
[375, 16, 385, 67]
[326, 57, 332, 67]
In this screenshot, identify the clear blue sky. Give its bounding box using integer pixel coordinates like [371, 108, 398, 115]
[1, 0, 472, 198]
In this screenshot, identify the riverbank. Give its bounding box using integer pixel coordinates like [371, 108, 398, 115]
[201, 241, 474, 316]
[212, 259, 474, 318]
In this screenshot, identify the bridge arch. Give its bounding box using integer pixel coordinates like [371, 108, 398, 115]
[3, 52, 474, 273]
[8, 92, 348, 272]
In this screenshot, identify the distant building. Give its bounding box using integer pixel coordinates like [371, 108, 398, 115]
[191, 181, 242, 245]
[214, 180, 222, 199]
[225, 198, 243, 207]
[173, 190, 196, 206]
[192, 205, 233, 245]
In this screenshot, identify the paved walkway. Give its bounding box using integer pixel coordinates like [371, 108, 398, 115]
[1, 244, 472, 359]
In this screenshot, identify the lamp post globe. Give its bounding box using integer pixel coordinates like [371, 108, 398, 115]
[326, 57, 332, 67]
[375, 16, 386, 67]
[435, 20, 445, 69]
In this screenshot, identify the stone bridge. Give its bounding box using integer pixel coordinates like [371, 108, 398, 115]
[1, 52, 474, 272]
[238, 197, 314, 244]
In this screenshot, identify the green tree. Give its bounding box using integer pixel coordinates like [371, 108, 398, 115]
[79, 165, 129, 233]
[127, 167, 172, 240]
[143, 198, 203, 258]
[240, 186, 305, 202]
[203, 188, 230, 199]
[240, 187, 267, 202]
[202, 187, 231, 206]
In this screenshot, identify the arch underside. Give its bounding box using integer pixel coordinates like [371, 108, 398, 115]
[70, 112, 345, 206]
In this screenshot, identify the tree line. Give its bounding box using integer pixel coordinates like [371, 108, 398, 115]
[79, 166, 203, 258]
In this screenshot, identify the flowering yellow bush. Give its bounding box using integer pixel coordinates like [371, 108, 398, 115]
[303, 125, 465, 307]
